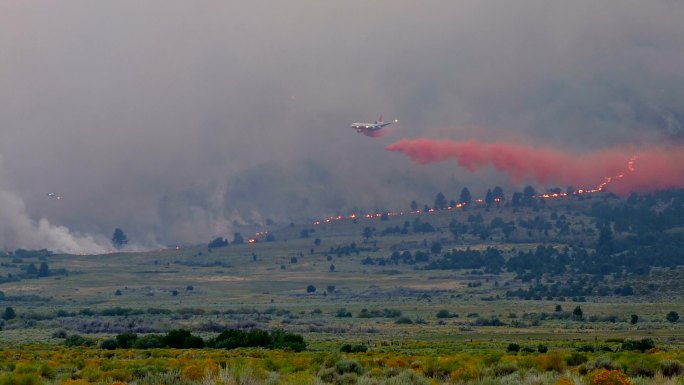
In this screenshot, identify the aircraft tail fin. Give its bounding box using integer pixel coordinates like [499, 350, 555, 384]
[377, 115, 383, 123]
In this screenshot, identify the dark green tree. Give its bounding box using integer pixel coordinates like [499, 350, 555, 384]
[434, 192, 447, 210]
[38, 262, 50, 277]
[410, 200, 419, 211]
[630, 314, 639, 325]
[511, 192, 522, 207]
[112, 228, 128, 249]
[596, 224, 614, 255]
[101, 339, 118, 350]
[523, 185, 536, 198]
[25, 263, 38, 275]
[430, 241, 442, 254]
[492, 186, 505, 202]
[163, 329, 195, 349]
[208, 237, 228, 248]
[2, 307, 16, 321]
[572, 306, 583, 321]
[667, 311, 679, 323]
[362, 226, 375, 241]
[232, 232, 244, 244]
[459, 187, 472, 205]
[485, 189, 494, 207]
[116, 332, 138, 348]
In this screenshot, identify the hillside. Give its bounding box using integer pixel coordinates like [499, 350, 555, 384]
[1, 189, 684, 349]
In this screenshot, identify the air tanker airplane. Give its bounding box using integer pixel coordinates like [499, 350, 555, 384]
[351, 115, 398, 134]
[47, 192, 61, 200]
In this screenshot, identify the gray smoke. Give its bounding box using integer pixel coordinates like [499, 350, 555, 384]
[1, 1, 683, 249]
[0, 158, 110, 253]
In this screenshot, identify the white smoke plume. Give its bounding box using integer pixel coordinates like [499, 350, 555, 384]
[0, 158, 111, 254]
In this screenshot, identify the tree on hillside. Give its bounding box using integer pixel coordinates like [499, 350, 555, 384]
[362, 226, 375, 242]
[485, 189, 494, 207]
[2, 307, 16, 321]
[434, 192, 447, 210]
[667, 311, 679, 323]
[208, 237, 229, 248]
[523, 185, 536, 198]
[430, 241, 442, 254]
[511, 192, 522, 207]
[410, 200, 419, 211]
[572, 306, 583, 321]
[38, 262, 50, 277]
[492, 186, 505, 202]
[596, 223, 614, 256]
[459, 187, 472, 205]
[112, 228, 128, 249]
[232, 232, 244, 245]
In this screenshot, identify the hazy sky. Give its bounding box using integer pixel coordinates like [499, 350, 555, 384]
[1, 1, 683, 252]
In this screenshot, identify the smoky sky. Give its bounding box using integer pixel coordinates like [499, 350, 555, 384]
[1, 1, 684, 251]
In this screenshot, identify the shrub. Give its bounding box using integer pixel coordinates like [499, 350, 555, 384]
[536, 352, 566, 373]
[116, 332, 138, 348]
[435, 309, 452, 318]
[566, 352, 588, 366]
[334, 360, 364, 375]
[210, 328, 306, 351]
[628, 360, 655, 378]
[270, 329, 306, 352]
[0, 373, 43, 385]
[2, 307, 16, 321]
[588, 369, 632, 385]
[64, 334, 94, 347]
[384, 370, 429, 385]
[538, 344, 549, 353]
[507, 343, 520, 352]
[394, 317, 413, 325]
[52, 330, 68, 339]
[585, 356, 620, 372]
[132, 334, 165, 349]
[100, 339, 118, 350]
[319, 368, 337, 383]
[666, 311, 679, 323]
[340, 344, 368, 353]
[183, 335, 204, 349]
[491, 363, 517, 377]
[555, 376, 575, 385]
[660, 360, 684, 377]
[163, 329, 195, 349]
[621, 338, 655, 352]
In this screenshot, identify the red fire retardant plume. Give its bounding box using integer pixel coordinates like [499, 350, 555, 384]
[386, 138, 684, 195]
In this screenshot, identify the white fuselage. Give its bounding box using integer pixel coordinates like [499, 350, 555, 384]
[350, 118, 397, 133]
